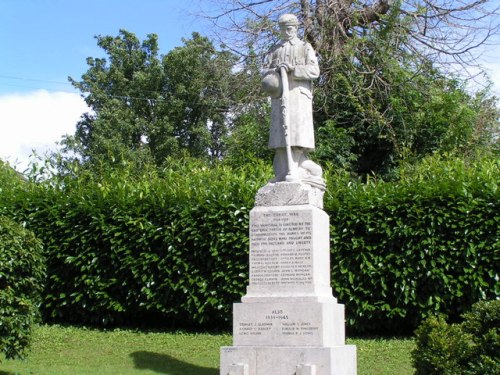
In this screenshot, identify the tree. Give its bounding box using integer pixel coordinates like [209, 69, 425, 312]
[65, 30, 165, 167]
[63, 30, 239, 168]
[201, 0, 499, 72]
[199, 0, 500, 176]
[162, 33, 239, 161]
[223, 46, 273, 166]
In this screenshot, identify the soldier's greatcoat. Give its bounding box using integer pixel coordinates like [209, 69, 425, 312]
[262, 37, 320, 151]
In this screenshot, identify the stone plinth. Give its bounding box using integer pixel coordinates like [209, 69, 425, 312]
[221, 346, 356, 375]
[243, 204, 331, 302]
[255, 182, 324, 209]
[233, 300, 345, 347]
[220, 182, 356, 374]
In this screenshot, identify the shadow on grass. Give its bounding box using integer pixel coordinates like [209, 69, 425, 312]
[130, 351, 218, 375]
[0, 372, 15, 375]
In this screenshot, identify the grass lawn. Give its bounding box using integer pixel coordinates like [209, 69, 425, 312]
[0, 325, 415, 375]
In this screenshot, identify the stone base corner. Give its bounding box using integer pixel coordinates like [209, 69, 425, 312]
[220, 345, 357, 375]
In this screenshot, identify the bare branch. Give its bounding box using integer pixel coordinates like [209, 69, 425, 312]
[195, 0, 500, 82]
[301, 0, 316, 45]
[355, 0, 394, 26]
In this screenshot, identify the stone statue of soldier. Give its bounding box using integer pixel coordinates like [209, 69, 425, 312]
[261, 13, 324, 187]
[221, 17, 357, 375]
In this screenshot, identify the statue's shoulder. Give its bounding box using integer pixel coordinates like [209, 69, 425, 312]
[303, 41, 315, 50]
[296, 39, 315, 52]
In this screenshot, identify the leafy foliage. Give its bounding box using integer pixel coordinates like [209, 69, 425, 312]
[412, 300, 500, 375]
[313, 13, 500, 177]
[59, 21, 500, 179]
[0, 156, 497, 333]
[192, 1, 500, 177]
[0, 161, 25, 191]
[326, 155, 499, 332]
[0, 216, 45, 360]
[1, 159, 271, 328]
[64, 31, 239, 168]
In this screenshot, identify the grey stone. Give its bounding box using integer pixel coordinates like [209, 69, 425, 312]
[228, 363, 249, 375]
[220, 199, 357, 374]
[232, 301, 345, 347]
[220, 14, 356, 374]
[261, 13, 325, 187]
[297, 364, 316, 375]
[255, 182, 325, 209]
[243, 205, 332, 301]
[220, 346, 357, 375]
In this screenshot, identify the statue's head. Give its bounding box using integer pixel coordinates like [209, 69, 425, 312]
[278, 14, 299, 41]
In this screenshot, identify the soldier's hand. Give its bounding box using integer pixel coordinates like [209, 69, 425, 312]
[278, 63, 294, 73]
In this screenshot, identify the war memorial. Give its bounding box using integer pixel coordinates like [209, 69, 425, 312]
[220, 13, 357, 375]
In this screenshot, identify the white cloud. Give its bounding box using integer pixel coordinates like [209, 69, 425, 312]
[0, 90, 89, 172]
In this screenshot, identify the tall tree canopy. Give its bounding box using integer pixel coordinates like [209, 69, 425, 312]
[64, 30, 239, 167]
[201, 0, 499, 176]
[203, 0, 499, 70]
[62, 2, 499, 177]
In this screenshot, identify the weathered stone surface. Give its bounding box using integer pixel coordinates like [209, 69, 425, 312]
[233, 301, 345, 347]
[243, 205, 331, 302]
[261, 13, 325, 186]
[220, 200, 356, 374]
[297, 364, 316, 375]
[255, 182, 324, 209]
[220, 346, 357, 375]
[228, 363, 249, 375]
[220, 54, 357, 375]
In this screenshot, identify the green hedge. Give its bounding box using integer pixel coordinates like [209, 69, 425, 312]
[0, 156, 498, 333]
[0, 216, 45, 360]
[412, 299, 499, 374]
[326, 156, 499, 332]
[0, 160, 270, 328]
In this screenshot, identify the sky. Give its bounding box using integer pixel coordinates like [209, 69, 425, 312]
[0, 0, 208, 171]
[1, 0, 500, 173]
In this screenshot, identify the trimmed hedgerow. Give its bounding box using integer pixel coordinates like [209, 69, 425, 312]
[412, 299, 499, 374]
[0, 160, 270, 328]
[0, 216, 45, 360]
[0, 156, 497, 333]
[326, 156, 499, 333]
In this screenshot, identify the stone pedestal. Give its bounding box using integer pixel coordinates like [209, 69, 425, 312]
[220, 182, 356, 375]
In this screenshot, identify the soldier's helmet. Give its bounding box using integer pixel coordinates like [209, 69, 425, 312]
[278, 13, 299, 27]
[261, 71, 282, 98]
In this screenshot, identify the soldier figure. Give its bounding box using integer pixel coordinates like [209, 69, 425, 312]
[261, 13, 323, 185]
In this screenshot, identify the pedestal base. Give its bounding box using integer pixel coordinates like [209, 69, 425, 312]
[220, 345, 357, 375]
[220, 182, 357, 374]
[233, 300, 345, 347]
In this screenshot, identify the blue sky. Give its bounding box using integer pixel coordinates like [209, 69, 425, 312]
[0, 0, 211, 171]
[0, 0, 204, 95]
[1, 0, 499, 172]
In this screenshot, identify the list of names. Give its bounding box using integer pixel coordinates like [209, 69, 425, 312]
[250, 210, 313, 285]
